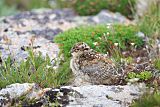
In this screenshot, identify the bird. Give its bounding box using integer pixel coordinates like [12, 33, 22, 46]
[70, 42, 124, 86]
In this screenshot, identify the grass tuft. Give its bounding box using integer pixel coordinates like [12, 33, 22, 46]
[138, 0, 160, 36]
[0, 49, 71, 88]
[131, 91, 160, 107]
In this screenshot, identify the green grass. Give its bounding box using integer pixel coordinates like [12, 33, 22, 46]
[154, 59, 160, 71]
[27, 0, 51, 10]
[55, 60, 72, 86]
[0, 49, 71, 88]
[138, 0, 160, 36]
[131, 91, 160, 107]
[55, 24, 144, 59]
[119, 0, 136, 15]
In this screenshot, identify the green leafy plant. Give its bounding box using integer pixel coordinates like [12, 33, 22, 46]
[5, 0, 51, 11]
[131, 91, 160, 107]
[138, 71, 153, 81]
[127, 71, 153, 81]
[55, 24, 144, 59]
[55, 60, 72, 86]
[127, 72, 137, 79]
[154, 59, 160, 71]
[125, 56, 134, 64]
[54, 0, 73, 9]
[72, 0, 108, 16]
[72, 0, 136, 18]
[107, 0, 136, 18]
[0, 49, 71, 88]
[28, 0, 50, 10]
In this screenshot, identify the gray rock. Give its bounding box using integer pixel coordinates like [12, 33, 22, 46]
[0, 83, 35, 99]
[137, 32, 145, 38]
[0, 83, 35, 106]
[0, 83, 50, 106]
[88, 10, 130, 24]
[0, 83, 146, 107]
[67, 84, 146, 107]
[0, 32, 59, 63]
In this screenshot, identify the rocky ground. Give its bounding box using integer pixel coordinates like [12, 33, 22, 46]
[0, 8, 158, 107]
[0, 9, 130, 63]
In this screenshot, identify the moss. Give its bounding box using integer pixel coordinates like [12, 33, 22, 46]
[55, 24, 144, 59]
[127, 71, 153, 81]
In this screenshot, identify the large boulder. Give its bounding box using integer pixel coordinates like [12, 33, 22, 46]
[0, 83, 146, 107]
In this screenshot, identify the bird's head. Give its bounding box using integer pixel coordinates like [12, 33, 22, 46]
[71, 42, 90, 56]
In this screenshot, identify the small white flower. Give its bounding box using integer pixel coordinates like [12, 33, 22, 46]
[46, 65, 51, 69]
[93, 42, 98, 46]
[52, 54, 57, 58]
[128, 78, 139, 83]
[130, 43, 135, 46]
[53, 66, 58, 70]
[107, 32, 110, 36]
[103, 33, 106, 36]
[149, 59, 152, 62]
[107, 23, 111, 26]
[114, 43, 118, 46]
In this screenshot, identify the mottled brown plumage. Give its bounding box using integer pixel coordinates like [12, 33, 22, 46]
[70, 42, 123, 86]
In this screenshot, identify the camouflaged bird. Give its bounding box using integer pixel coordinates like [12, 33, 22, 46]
[70, 42, 124, 86]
